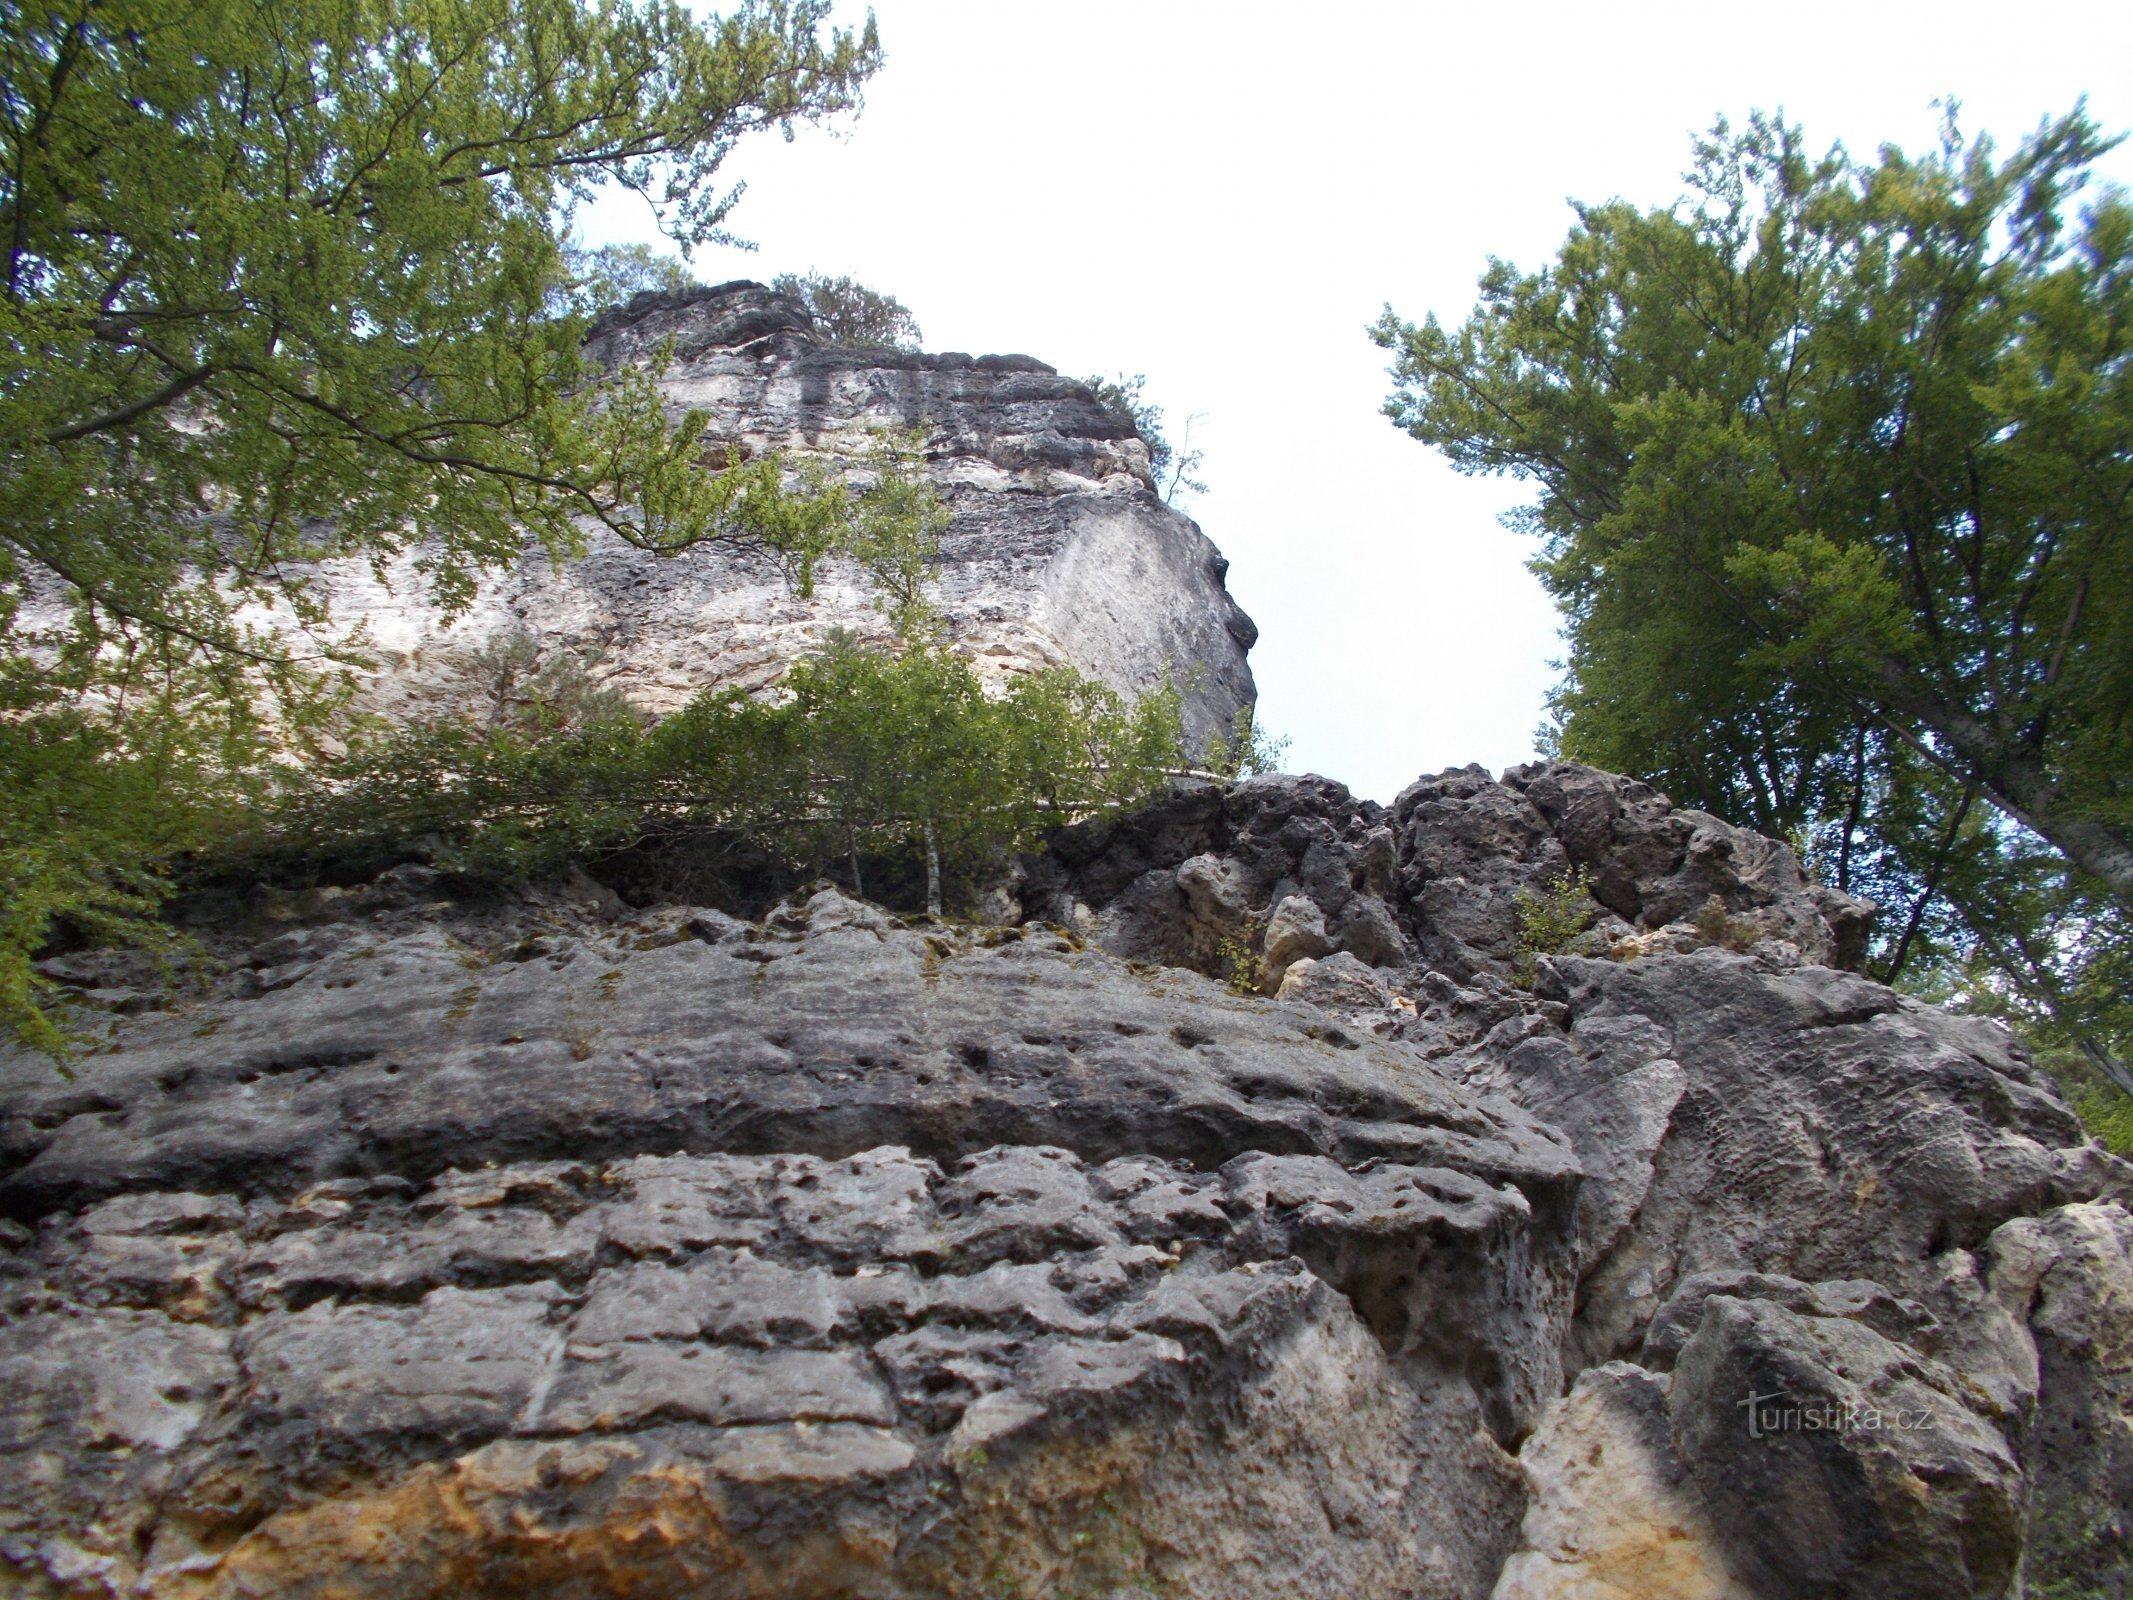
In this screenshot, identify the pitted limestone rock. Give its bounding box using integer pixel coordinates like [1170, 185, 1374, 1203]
[0, 1138, 1558, 1599]
[1021, 761, 1875, 998]
[0, 885, 1579, 1598]
[3, 822, 2125, 1598]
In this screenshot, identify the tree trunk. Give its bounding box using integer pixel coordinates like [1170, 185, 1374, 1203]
[2081, 1039, 2133, 1104]
[923, 819, 942, 919]
[1866, 659, 2133, 906]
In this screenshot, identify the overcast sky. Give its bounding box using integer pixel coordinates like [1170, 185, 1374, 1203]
[580, 1, 2133, 803]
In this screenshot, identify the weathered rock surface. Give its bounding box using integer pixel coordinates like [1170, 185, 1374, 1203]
[1490, 1362, 1746, 1600]
[1669, 1290, 2026, 1599]
[1514, 949, 2110, 1370]
[4, 764, 2128, 1598]
[1018, 761, 1875, 995]
[267, 281, 1257, 749]
[2, 886, 1575, 1597]
[1988, 1202, 2133, 1594]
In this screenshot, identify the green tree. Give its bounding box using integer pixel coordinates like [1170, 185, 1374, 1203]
[1373, 106, 2133, 1081]
[567, 242, 703, 315]
[256, 636, 1187, 915]
[1082, 373, 1207, 504]
[0, 0, 882, 1045]
[772, 271, 922, 349]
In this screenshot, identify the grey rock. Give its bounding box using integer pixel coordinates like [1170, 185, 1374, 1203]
[1274, 951, 1405, 1036]
[1028, 760, 1870, 995]
[1259, 894, 1331, 990]
[0, 889, 1576, 1217]
[1331, 891, 1407, 968]
[1641, 1269, 1942, 1370]
[0, 1134, 1561, 1598]
[1471, 1010, 1684, 1274]
[1394, 761, 1876, 980]
[1987, 1201, 2133, 1596]
[1490, 1363, 1748, 1600]
[1526, 949, 2113, 1368]
[1025, 773, 1410, 985]
[1669, 1293, 2025, 1600]
[2, 762, 2125, 1596]
[0, 886, 1579, 1597]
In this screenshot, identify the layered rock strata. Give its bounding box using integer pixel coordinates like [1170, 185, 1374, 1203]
[275, 282, 1257, 750]
[5, 775, 2128, 1598]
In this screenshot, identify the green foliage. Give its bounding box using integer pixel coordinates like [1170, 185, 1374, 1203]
[1201, 705, 1290, 780]
[0, 0, 887, 1050]
[4, 0, 881, 659]
[459, 631, 639, 737]
[772, 271, 923, 349]
[1512, 867, 1595, 988]
[1082, 373, 1207, 504]
[1, 712, 208, 1058]
[842, 430, 956, 639]
[1215, 918, 1264, 996]
[566, 242, 702, 315]
[1374, 104, 2133, 1067]
[250, 636, 1188, 900]
[2073, 1084, 2133, 1157]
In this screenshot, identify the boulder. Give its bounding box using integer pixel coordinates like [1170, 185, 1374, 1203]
[1258, 894, 1332, 990]
[1668, 1293, 2025, 1599]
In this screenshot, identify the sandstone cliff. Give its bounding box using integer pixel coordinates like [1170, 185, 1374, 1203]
[4, 763, 2128, 1599]
[281, 281, 1258, 751]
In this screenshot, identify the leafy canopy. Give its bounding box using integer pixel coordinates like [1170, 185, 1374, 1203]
[3, 0, 881, 643]
[0, 0, 881, 1045]
[1373, 106, 2133, 1083]
[257, 633, 1188, 899]
[772, 271, 922, 350]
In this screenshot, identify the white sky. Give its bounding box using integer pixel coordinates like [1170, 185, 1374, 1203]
[580, 0, 2133, 803]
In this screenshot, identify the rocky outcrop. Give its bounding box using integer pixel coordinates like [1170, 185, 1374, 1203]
[3, 766, 2127, 1598]
[271, 281, 1257, 750]
[3, 884, 1576, 1598]
[1017, 759, 1876, 991]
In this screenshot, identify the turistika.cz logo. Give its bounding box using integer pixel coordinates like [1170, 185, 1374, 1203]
[1738, 1390, 1938, 1439]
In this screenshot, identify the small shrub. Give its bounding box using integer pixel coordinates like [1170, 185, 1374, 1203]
[1202, 706, 1290, 780]
[1513, 867, 1595, 988]
[1215, 918, 1264, 996]
[1692, 895, 1763, 953]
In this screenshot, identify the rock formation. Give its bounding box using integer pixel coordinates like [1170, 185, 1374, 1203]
[273, 281, 1258, 751]
[3, 299, 2128, 1599]
[5, 765, 2127, 1598]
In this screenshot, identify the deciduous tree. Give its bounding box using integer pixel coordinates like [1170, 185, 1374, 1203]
[0, 0, 881, 1044]
[1374, 107, 2133, 1076]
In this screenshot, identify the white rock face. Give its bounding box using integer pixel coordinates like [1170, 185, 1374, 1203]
[278, 281, 1258, 748]
[1491, 1364, 1747, 1600]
